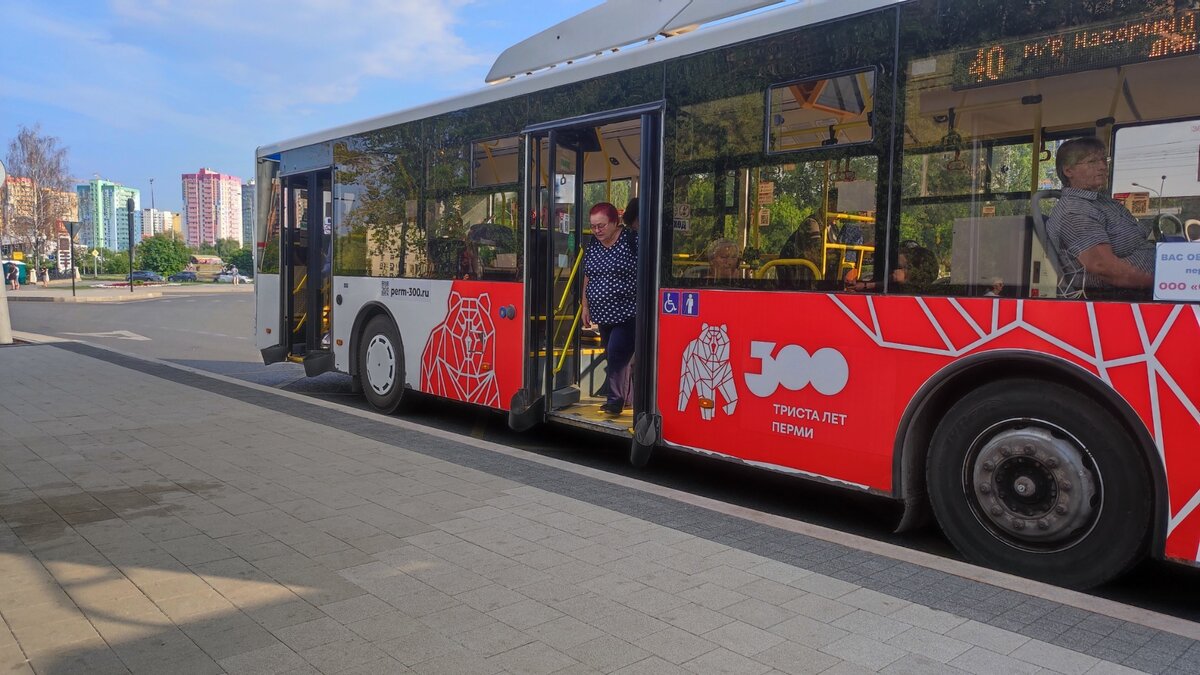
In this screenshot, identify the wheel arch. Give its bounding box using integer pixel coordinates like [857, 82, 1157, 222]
[349, 302, 401, 378]
[893, 350, 1168, 558]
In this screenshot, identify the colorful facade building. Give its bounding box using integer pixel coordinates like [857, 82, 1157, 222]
[141, 208, 182, 239]
[241, 180, 256, 249]
[76, 179, 142, 251]
[182, 168, 243, 248]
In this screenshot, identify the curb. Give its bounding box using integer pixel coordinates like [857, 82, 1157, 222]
[6, 292, 163, 303]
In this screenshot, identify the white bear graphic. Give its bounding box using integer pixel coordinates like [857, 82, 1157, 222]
[678, 323, 738, 420]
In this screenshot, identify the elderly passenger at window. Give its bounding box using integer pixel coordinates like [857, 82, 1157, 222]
[705, 238, 741, 282]
[1046, 137, 1154, 299]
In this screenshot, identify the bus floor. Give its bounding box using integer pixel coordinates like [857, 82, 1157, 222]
[551, 394, 634, 434]
[549, 347, 635, 435]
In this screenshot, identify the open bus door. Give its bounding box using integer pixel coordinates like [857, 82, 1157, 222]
[511, 129, 588, 427]
[511, 108, 663, 463]
[272, 170, 333, 376]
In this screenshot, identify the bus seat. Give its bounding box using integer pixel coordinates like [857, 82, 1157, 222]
[1186, 219, 1200, 242]
[1031, 190, 1063, 279]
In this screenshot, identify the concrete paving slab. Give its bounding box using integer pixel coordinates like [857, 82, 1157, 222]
[1, 343, 1197, 675]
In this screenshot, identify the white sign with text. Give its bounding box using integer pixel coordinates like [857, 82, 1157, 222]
[1154, 242, 1200, 301]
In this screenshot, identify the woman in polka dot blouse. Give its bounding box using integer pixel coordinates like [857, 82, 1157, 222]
[581, 202, 637, 415]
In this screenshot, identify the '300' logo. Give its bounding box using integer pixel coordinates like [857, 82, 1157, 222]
[744, 342, 849, 398]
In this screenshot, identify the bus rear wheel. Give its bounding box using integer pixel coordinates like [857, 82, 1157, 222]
[358, 315, 406, 413]
[927, 379, 1150, 589]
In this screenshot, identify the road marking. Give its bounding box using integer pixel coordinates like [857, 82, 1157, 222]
[62, 330, 151, 341]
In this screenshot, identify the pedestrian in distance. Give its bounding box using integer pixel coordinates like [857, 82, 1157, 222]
[230, 265, 239, 285]
[5, 262, 18, 291]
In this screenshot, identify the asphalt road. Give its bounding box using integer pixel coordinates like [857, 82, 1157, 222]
[9, 293, 1200, 621]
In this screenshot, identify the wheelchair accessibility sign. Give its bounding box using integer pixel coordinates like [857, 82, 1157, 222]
[662, 291, 700, 317]
[662, 291, 680, 315]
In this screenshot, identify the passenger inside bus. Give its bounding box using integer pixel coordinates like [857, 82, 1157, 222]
[704, 238, 741, 283]
[831, 221, 865, 276]
[775, 217, 824, 289]
[847, 241, 937, 293]
[1046, 137, 1155, 299]
[622, 197, 639, 231]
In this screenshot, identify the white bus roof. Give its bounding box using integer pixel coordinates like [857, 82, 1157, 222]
[258, 0, 904, 158]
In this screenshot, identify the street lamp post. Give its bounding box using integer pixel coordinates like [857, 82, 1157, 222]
[0, 159, 11, 345]
[127, 198, 135, 293]
[65, 221, 77, 298]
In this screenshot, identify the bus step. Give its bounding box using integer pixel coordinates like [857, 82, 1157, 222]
[260, 344, 289, 365]
[551, 386, 581, 410]
[303, 350, 335, 377]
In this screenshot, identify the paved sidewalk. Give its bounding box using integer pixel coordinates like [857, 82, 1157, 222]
[3, 281, 251, 303]
[1, 342, 1198, 674]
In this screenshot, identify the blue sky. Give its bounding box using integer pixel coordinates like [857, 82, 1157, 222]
[0, 0, 597, 212]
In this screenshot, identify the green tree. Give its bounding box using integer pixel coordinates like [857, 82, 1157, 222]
[226, 249, 253, 277]
[102, 251, 130, 275]
[214, 238, 242, 259]
[137, 235, 191, 276]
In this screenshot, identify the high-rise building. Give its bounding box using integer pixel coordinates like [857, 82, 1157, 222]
[2, 177, 78, 258]
[241, 180, 256, 248]
[141, 208, 182, 239]
[75, 179, 141, 251]
[182, 168, 242, 249]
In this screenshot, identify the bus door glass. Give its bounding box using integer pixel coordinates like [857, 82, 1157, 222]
[545, 132, 586, 408]
[282, 171, 332, 357]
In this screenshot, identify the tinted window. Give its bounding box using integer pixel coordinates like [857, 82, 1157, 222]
[768, 70, 876, 153]
[332, 125, 423, 278]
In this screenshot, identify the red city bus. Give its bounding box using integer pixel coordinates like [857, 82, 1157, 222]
[256, 0, 1200, 588]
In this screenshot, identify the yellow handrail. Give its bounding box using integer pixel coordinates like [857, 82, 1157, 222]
[554, 306, 583, 375]
[555, 248, 584, 314]
[754, 259, 824, 280]
[293, 272, 307, 294]
[481, 141, 501, 186]
[827, 212, 876, 223]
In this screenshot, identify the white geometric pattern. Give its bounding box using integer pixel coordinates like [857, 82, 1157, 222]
[679, 323, 738, 421]
[420, 291, 501, 407]
[831, 295, 1200, 560]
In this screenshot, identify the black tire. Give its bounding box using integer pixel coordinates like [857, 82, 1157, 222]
[927, 378, 1151, 589]
[357, 315, 406, 413]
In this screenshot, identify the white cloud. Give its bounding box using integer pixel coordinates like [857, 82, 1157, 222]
[106, 0, 492, 108]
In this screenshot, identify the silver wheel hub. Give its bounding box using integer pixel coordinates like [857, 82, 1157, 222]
[970, 426, 1097, 547]
[364, 334, 396, 396]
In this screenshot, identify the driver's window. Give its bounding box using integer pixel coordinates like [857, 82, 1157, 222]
[1112, 120, 1200, 242]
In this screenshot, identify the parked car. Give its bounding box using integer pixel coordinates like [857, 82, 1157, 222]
[214, 272, 252, 284]
[168, 271, 197, 282]
[128, 270, 163, 282]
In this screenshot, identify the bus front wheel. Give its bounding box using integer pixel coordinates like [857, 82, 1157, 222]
[358, 315, 406, 414]
[927, 379, 1150, 589]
